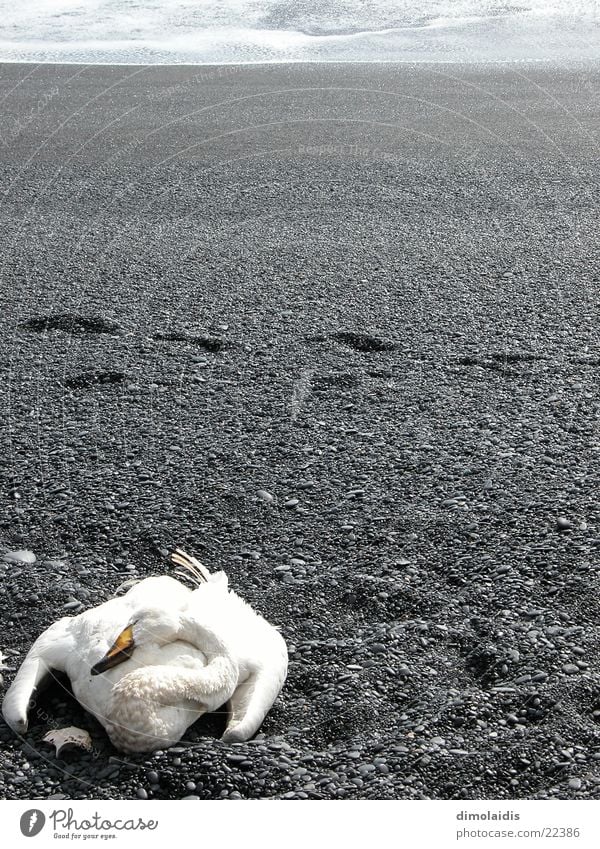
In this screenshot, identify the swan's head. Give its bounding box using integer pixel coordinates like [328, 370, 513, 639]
[91, 607, 182, 676]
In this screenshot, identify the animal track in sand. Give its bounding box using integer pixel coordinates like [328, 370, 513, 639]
[20, 313, 122, 335]
[64, 370, 126, 389]
[457, 352, 544, 375]
[152, 331, 225, 352]
[489, 352, 544, 363]
[459, 352, 543, 367]
[331, 331, 397, 353]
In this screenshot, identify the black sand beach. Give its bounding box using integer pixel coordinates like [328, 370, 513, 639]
[1, 61, 600, 800]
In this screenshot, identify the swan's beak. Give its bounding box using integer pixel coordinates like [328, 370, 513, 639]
[91, 624, 135, 676]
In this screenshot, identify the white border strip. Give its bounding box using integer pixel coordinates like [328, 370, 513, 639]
[0, 800, 598, 847]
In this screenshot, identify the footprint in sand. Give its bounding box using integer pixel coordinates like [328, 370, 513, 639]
[20, 313, 122, 335]
[152, 331, 225, 352]
[330, 331, 397, 353]
[64, 370, 126, 389]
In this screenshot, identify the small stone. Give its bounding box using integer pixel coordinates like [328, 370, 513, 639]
[562, 664, 580, 675]
[182, 795, 200, 800]
[556, 517, 573, 531]
[568, 778, 582, 790]
[136, 788, 148, 799]
[257, 490, 274, 504]
[358, 764, 376, 776]
[147, 771, 159, 784]
[531, 671, 548, 682]
[2, 549, 36, 564]
[284, 499, 299, 508]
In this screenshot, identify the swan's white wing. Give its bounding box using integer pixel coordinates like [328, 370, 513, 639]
[182, 584, 288, 741]
[2, 618, 75, 735]
[222, 634, 288, 743]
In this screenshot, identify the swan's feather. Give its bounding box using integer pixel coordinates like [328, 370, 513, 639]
[171, 548, 211, 586]
[43, 726, 92, 756]
[113, 578, 141, 596]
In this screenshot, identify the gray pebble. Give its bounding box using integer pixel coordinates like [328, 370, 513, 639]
[531, 671, 548, 682]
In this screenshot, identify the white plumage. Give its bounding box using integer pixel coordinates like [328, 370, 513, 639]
[2, 550, 288, 752]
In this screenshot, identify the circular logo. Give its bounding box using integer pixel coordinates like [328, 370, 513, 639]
[20, 810, 46, 837]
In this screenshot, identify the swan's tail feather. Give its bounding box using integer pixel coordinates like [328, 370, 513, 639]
[113, 578, 141, 596]
[171, 548, 211, 587]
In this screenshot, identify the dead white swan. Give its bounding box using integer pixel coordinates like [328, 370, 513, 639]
[2, 550, 288, 752]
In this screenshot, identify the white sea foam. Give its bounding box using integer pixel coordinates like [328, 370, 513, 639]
[0, 1, 598, 63]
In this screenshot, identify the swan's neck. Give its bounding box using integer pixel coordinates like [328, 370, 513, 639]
[106, 617, 239, 754]
[176, 613, 232, 660]
[106, 665, 205, 753]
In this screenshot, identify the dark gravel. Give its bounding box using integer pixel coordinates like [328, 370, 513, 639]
[1, 61, 600, 800]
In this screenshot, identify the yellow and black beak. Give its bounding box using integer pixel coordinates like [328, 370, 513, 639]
[91, 624, 135, 676]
